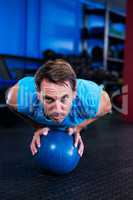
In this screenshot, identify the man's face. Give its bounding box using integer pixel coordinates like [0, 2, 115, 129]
[38, 79, 76, 123]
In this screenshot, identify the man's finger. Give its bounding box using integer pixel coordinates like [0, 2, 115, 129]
[30, 141, 37, 156]
[68, 128, 74, 135]
[42, 127, 49, 136]
[36, 136, 41, 148]
[78, 143, 84, 157]
[74, 133, 80, 148]
[77, 136, 84, 157]
[68, 127, 77, 135]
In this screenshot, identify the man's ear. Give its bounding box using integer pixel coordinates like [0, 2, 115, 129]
[73, 83, 77, 99]
[73, 85, 77, 99]
[37, 91, 43, 102]
[73, 90, 77, 99]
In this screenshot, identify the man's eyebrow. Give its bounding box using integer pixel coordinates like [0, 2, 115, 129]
[44, 94, 69, 100]
[44, 95, 55, 100]
[61, 94, 69, 98]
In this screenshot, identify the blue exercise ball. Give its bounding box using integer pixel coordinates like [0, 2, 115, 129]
[34, 129, 80, 175]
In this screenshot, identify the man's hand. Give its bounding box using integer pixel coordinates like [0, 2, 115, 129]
[30, 126, 84, 157]
[68, 127, 84, 157]
[30, 127, 50, 155]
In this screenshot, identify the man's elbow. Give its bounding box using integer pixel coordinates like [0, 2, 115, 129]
[104, 91, 112, 114]
[97, 91, 112, 117]
[5, 86, 18, 110]
[105, 101, 112, 114]
[5, 88, 11, 104]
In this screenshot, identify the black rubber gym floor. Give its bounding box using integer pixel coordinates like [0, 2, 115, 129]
[1, 112, 133, 200]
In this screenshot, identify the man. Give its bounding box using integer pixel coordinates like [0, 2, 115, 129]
[6, 59, 112, 157]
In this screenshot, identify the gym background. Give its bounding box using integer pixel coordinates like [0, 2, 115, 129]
[1, 0, 133, 199]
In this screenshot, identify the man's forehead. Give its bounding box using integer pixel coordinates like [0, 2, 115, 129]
[41, 80, 71, 90]
[41, 88, 69, 95]
[40, 79, 73, 97]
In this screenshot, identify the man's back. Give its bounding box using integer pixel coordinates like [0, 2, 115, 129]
[16, 76, 103, 129]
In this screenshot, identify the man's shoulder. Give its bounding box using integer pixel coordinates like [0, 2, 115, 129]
[18, 76, 35, 84]
[77, 79, 99, 93]
[73, 79, 103, 119]
[77, 78, 98, 85]
[17, 76, 39, 114]
[18, 76, 36, 90]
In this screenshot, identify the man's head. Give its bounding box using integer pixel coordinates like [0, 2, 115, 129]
[35, 59, 77, 122]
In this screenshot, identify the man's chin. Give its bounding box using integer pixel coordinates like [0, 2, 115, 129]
[52, 117, 64, 123]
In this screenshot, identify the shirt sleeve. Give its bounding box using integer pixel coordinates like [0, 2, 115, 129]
[17, 77, 37, 115]
[78, 80, 104, 119]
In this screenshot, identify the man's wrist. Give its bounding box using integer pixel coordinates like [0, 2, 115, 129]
[77, 118, 97, 132]
[76, 125, 85, 133]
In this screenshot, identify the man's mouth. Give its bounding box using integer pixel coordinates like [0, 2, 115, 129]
[53, 116, 60, 119]
[52, 113, 61, 117]
[52, 114, 64, 121]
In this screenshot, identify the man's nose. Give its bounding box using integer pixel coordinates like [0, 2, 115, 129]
[54, 101, 62, 111]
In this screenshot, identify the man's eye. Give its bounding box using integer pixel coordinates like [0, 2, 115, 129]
[61, 96, 68, 103]
[45, 99, 54, 103]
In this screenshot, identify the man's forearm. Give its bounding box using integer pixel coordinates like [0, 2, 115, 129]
[8, 106, 44, 129]
[77, 117, 97, 131]
[77, 91, 112, 132]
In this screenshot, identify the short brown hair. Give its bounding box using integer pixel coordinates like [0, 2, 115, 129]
[35, 59, 76, 91]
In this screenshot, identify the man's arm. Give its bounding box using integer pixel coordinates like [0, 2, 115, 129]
[8, 107, 44, 129]
[6, 85, 44, 129]
[77, 90, 112, 131]
[68, 90, 111, 157]
[6, 84, 50, 156]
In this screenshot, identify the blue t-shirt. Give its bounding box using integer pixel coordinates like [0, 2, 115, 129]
[17, 77, 103, 129]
